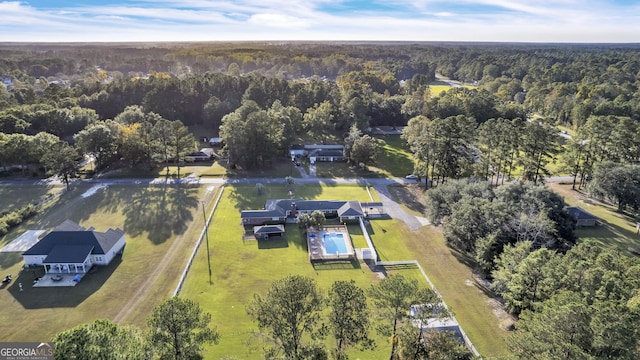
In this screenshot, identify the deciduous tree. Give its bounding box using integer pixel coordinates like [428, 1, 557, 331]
[41, 140, 78, 190]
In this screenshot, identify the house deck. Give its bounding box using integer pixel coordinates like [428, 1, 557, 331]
[32, 272, 86, 287]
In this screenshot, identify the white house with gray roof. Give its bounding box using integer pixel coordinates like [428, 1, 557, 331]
[23, 221, 126, 274]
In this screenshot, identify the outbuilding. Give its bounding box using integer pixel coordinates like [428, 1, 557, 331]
[566, 206, 598, 227]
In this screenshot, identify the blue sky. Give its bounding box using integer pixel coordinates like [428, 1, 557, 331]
[1, 1, 639, 42]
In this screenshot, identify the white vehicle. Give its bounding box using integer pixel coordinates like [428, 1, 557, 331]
[405, 174, 419, 180]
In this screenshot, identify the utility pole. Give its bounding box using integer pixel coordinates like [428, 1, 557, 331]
[201, 201, 212, 284]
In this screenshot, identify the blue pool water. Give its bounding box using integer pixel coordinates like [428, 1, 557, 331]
[323, 233, 348, 254]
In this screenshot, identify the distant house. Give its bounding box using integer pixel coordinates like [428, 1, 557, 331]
[184, 151, 212, 162]
[22, 222, 126, 273]
[208, 137, 223, 147]
[289, 144, 306, 159]
[241, 199, 372, 226]
[289, 144, 345, 161]
[309, 149, 346, 164]
[566, 206, 598, 227]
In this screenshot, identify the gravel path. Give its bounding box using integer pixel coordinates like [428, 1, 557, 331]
[373, 183, 430, 231]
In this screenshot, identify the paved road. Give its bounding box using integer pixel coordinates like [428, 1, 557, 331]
[0, 174, 574, 187]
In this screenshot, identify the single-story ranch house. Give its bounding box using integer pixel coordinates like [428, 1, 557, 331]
[23, 221, 126, 274]
[241, 199, 383, 225]
[309, 149, 346, 164]
[289, 144, 345, 163]
[566, 206, 598, 227]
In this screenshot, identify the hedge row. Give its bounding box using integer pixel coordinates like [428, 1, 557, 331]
[0, 204, 38, 236]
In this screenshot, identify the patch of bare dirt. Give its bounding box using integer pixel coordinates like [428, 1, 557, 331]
[486, 298, 516, 331]
[470, 274, 517, 331]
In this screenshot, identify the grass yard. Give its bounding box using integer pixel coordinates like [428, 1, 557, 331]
[0, 185, 63, 215]
[181, 184, 393, 359]
[182, 183, 509, 359]
[370, 135, 414, 178]
[372, 219, 511, 357]
[0, 183, 219, 342]
[548, 183, 640, 255]
[314, 135, 413, 179]
[428, 85, 454, 96]
[428, 80, 477, 97]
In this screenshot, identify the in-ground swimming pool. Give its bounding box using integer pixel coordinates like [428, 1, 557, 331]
[323, 233, 349, 254]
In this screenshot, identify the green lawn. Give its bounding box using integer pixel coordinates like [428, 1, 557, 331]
[0, 183, 219, 341]
[429, 85, 453, 96]
[372, 135, 414, 177]
[401, 225, 511, 357]
[314, 135, 413, 179]
[181, 184, 392, 359]
[428, 80, 477, 97]
[0, 185, 63, 219]
[181, 184, 509, 358]
[548, 183, 640, 256]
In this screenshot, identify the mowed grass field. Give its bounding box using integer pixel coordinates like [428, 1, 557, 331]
[314, 135, 414, 179]
[548, 183, 640, 255]
[0, 185, 63, 214]
[0, 183, 219, 341]
[181, 184, 510, 359]
[180, 184, 391, 359]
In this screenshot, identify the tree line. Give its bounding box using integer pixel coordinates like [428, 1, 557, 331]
[422, 179, 640, 358]
[52, 274, 473, 360]
[247, 274, 472, 360]
[493, 241, 640, 359]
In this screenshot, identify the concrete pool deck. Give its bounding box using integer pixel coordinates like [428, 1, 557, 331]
[307, 225, 355, 262]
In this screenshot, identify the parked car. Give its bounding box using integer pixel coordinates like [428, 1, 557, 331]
[405, 174, 419, 180]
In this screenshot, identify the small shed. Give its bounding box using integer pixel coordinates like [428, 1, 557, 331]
[253, 225, 285, 240]
[566, 206, 598, 227]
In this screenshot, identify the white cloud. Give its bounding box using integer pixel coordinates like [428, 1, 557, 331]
[247, 13, 312, 29]
[0, 0, 639, 42]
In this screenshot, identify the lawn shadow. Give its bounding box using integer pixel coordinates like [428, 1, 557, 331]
[312, 258, 361, 270]
[257, 237, 289, 249]
[7, 257, 122, 309]
[228, 183, 323, 214]
[450, 248, 478, 269]
[122, 184, 199, 244]
[0, 252, 23, 270]
[387, 185, 426, 215]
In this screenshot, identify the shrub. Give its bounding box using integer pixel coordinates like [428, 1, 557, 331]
[0, 220, 8, 236]
[3, 212, 22, 227]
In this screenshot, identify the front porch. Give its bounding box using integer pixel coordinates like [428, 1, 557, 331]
[44, 262, 92, 274]
[42, 244, 93, 274]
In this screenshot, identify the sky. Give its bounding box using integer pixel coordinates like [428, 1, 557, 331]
[1, 0, 639, 43]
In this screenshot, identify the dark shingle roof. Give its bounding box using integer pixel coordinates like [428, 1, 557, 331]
[338, 201, 364, 217]
[43, 245, 94, 263]
[23, 229, 124, 257]
[309, 149, 344, 157]
[253, 225, 285, 234]
[566, 206, 597, 220]
[242, 199, 368, 219]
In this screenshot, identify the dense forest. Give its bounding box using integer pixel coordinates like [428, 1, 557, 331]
[1, 43, 639, 179]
